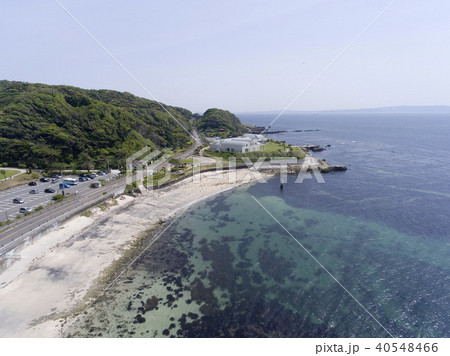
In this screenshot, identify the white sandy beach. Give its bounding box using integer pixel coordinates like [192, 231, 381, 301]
[0, 169, 270, 337]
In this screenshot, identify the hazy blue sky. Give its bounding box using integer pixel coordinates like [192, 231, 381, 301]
[1, 0, 449, 113]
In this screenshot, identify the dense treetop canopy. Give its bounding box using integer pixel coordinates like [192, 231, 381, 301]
[0, 80, 193, 169]
[195, 108, 249, 137]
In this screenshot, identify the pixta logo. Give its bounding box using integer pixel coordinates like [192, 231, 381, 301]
[126, 146, 172, 191]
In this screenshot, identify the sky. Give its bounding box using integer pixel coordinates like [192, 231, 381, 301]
[1, 0, 450, 113]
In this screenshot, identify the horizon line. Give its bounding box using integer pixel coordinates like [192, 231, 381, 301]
[235, 105, 450, 115]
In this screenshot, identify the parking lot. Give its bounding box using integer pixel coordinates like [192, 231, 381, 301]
[0, 174, 107, 222]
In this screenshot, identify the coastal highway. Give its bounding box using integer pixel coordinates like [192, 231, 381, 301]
[0, 129, 202, 223]
[141, 128, 203, 174]
[0, 131, 202, 255]
[178, 129, 203, 159]
[0, 175, 104, 222]
[0, 176, 127, 255]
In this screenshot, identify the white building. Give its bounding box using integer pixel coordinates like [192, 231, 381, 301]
[210, 135, 267, 153]
[242, 134, 269, 143]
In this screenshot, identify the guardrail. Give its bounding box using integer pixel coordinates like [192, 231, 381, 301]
[0, 180, 126, 258]
[0, 145, 252, 258]
[0, 160, 290, 258]
[0, 140, 204, 258]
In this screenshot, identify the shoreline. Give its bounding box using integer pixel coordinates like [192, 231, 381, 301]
[0, 168, 272, 337]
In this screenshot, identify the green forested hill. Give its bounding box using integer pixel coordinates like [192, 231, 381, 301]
[195, 108, 249, 137]
[0, 80, 192, 169]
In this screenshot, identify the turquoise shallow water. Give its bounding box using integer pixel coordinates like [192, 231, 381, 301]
[66, 113, 450, 337]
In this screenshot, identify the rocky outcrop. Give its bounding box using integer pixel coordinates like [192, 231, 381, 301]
[300, 145, 325, 152]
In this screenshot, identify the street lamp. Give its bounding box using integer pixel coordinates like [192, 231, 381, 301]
[105, 157, 110, 182]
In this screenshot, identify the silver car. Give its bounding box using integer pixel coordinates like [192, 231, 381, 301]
[13, 198, 25, 204]
[19, 207, 33, 213]
[29, 189, 39, 194]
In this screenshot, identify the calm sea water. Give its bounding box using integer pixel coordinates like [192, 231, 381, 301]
[67, 113, 450, 338]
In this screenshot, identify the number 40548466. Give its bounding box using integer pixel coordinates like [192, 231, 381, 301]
[376, 343, 438, 353]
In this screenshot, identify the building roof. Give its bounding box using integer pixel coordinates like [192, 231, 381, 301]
[225, 137, 253, 142]
[213, 139, 249, 149]
[210, 134, 266, 151]
[243, 134, 268, 141]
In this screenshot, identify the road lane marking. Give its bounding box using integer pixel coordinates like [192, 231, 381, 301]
[0, 182, 125, 243]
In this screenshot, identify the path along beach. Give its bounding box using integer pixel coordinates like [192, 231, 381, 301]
[0, 168, 271, 337]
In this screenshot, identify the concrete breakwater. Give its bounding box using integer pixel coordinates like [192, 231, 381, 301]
[315, 159, 348, 173]
[259, 158, 347, 174]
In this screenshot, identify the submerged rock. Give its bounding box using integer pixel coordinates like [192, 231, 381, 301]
[188, 312, 199, 320]
[145, 296, 159, 311]
[135, 314, 146, 324]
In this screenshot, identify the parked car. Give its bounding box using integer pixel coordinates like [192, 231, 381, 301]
[28, 181, 37, 186]
[89, 174, 97, 179]
[29, 189, 39, 194]
[13, 198, 24, 204]
[97, 171, 105, 176]
[52, 174, 62, 179]
[51, 178, 59, 183]
[39, 178, 50, 182]
[79, 177, 88, 182]
[44, 188, 55, 193]
[19, 207, 33, 213]
[63, 182, 71, 188]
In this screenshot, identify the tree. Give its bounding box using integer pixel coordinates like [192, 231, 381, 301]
[0, 169, 6, 180]
[0, 80, 192, 168]
[78, 152, 95, 172]
[169, 158, 181, 170]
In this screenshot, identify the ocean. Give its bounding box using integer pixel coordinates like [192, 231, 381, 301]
[66, 113, 450, 338]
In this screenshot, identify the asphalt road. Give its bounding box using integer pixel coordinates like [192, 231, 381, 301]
[143, 128, 203, 174]
[0, 176, 126, 254]
[0, 131, 202, 255]
[0, 131, 201, 223]
[0, 175, 106, 222]
[176, 129, 203, 159]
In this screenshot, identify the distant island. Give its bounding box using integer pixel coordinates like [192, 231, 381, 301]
[237, 105, 450, 115]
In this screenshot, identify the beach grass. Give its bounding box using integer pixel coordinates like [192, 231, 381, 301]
[264, 141, 285, 152]
[0, 172, 40, 191]
[0, 169, 20, 179]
